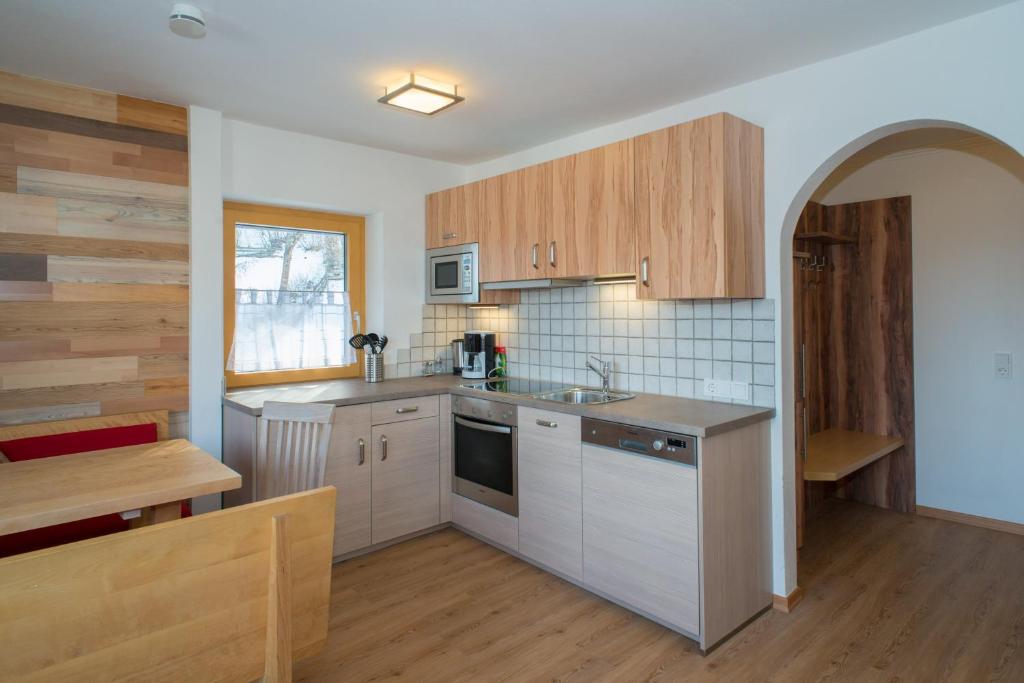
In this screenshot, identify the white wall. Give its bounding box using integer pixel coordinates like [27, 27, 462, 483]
[188, 105, 225, 515]
[220, 119, 466, 350]
[819, 140, 1024, 524]
[462, 2, 1024, 595]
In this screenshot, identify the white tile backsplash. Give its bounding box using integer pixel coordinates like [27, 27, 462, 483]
[397, 286, 776, 407]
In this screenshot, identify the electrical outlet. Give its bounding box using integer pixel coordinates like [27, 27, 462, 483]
[995, 352, 1013, 379]
[730, 381, 751, 400]
[703, 378, 726, 397]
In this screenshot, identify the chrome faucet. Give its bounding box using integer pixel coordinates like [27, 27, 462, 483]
[586, 355, 612, 395]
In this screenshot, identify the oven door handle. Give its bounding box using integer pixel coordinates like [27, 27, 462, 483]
[455, 416, 512, 435]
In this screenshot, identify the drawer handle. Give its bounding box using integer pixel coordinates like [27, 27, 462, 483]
[536, 419, 558, 428]
[442, 232, 458, 240]
[380, 435, 388, 461]
[358, 438, 365, 465]
[395, 406, 419, 414]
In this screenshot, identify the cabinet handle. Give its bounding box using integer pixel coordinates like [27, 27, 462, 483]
[536, 419, 558, 428]
[549, 241, 557, 267]
[357, 438, 365, 465]
[380, 435, 388, 461]
[640, 257, 650, 287]
[531, 243, 539, 269]
[442, 232, 458, 240]
[395, 406, 419, 414]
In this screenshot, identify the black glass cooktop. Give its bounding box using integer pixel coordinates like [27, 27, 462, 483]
[459, 378, 573, 396]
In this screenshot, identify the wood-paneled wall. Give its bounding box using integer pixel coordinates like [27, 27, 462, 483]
[0, 71, 189, 430]
[793, 196, 915, 522]
[827, 197, 914, 513]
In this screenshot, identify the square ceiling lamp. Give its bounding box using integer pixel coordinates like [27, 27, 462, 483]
[378, 73, 464, 115]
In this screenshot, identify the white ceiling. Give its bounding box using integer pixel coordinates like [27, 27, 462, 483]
[0, 0, 1013, 164]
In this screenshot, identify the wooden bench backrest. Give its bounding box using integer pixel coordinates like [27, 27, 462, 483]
[0, 410, 171, 442]
[0, 487, 336, 682]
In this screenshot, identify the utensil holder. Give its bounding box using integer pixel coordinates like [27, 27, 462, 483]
[364, 354, 384, 383]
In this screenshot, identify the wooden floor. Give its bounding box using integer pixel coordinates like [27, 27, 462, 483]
[295, 499, 1024, 682]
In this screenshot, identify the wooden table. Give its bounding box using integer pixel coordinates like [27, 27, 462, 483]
[0, 439, 242, 535]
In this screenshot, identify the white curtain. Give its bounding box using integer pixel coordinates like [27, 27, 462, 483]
[227, 289, 355, 373]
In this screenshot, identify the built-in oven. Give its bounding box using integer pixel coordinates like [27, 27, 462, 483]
[426, 243, 479, 304]
[452, 395, 517, 516]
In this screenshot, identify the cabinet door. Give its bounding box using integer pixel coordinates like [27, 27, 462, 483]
[476, 175, 513, 283]
[573, 140, 634, 278]
[634, 114, 764, 300]
[371, 416, 440, 544]
[549, 154, 581, 278]
[582, 443, 700, 634]
[519, 162, 553, 280]
[518, 408, 582, 580]
[425, 186, 470, 249]
[323, 404, 372, 557]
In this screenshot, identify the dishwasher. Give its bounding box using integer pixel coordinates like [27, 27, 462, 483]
[580, 417, 702, 638]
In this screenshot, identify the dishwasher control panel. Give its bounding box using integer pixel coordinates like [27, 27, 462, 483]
[581, 417, 697, 467]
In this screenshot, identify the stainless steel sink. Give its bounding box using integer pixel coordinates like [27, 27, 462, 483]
[532, 387, 635, 405]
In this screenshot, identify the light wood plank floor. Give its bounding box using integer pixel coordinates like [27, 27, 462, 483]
[295, 499, 1024, 682]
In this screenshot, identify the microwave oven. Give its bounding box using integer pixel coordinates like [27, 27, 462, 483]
[426, 243, 479, 304]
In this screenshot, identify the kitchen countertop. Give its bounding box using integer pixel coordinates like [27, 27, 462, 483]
[223, 375, 774, 438]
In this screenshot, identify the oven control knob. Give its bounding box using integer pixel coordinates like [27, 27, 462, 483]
[652, 439, 664, 452]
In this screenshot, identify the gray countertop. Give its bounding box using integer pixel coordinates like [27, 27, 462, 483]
[223, 375, 774, 438]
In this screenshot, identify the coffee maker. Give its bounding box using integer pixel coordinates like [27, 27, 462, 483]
[461, 331, 496, 379]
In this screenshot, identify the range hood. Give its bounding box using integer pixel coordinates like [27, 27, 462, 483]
[481, 279, 584, 290]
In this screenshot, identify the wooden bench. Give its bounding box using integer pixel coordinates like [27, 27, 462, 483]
[0, 487, 336, 682]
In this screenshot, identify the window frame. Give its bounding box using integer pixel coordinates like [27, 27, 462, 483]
[223, 201, 366, 388]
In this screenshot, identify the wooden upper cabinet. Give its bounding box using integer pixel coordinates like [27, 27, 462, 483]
[478, 173, 517, 282]
[425, 185, 473, 249]
[634, 113, 764, 299]
[572, 140, 635, 278]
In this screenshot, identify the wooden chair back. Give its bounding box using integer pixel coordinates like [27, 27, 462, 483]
[256, 402, 334, 501]
[0, 487, 336, 683]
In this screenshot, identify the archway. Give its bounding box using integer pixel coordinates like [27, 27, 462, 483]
[778, 119, 1024, 583]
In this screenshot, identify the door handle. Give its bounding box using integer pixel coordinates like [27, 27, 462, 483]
[640, 257, 650, 286]
[395, 406, 419, 414]
[380, 435, 388, 461]
[442, 232, 458, 240]
[532, 243, 539, 269]
[536, 419, 558, 428]
[549, 241, 556, 267]
[358, 438, 365, 465]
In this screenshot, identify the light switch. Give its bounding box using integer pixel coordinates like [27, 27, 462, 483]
[994, 352, 1013, 379]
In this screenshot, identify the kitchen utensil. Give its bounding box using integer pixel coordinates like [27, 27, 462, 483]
[364, 353, 384, 382]
[378, 335, 388, 352]
[366, 333, 380, 351]
[348, 334, 368, 350]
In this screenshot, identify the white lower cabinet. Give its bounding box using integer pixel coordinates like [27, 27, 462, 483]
[320, 399, 441, 556]
[581, 442, 700, 636]
[371, 416, 440, 544]
[517, 407, 582, 580]
[323, 404, 373, 557]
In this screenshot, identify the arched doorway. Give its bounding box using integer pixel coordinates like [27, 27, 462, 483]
[779, 120, 1024, 581]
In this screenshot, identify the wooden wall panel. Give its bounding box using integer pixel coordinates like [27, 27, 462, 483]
[826, 197, 915, 513]
[0, 70, 189, 428]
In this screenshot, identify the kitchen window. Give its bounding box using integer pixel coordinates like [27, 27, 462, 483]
[223, 202, 365, 388]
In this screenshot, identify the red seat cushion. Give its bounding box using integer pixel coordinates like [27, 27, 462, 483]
[0, 422, 191, 558]
[0, 423, 157, 462]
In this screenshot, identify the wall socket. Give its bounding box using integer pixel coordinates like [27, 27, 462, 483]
[994, 352, 1013, 379]
[703, 379, 751, 400]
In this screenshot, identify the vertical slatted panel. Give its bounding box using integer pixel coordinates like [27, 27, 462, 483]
[255, 405, 334, 500]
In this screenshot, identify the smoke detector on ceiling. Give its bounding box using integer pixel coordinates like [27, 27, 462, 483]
[169, 3, 207, 39]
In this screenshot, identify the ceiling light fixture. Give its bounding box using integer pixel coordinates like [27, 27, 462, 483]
[169, 3, 207, 38]
[378, 73, 464, 115]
